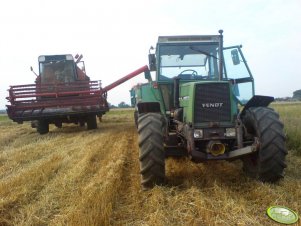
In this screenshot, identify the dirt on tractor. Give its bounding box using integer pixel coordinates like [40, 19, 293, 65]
[0, 109, 300, 226]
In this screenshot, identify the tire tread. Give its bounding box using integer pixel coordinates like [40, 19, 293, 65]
[242, 107, 287, 182]
[138, 113, 165, 189]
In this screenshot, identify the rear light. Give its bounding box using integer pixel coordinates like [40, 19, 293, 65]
[153, 82, 158, 89]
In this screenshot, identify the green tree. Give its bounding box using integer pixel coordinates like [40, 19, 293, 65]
[118, 101, 130, 108]
[293, 90, 301, 100]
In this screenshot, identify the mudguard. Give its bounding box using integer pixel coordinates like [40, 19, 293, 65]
[137, 102, 161, 114]
[240, 95, 274, 117]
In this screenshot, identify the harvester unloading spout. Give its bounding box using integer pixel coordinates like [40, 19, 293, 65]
[102, 65, 149, 93]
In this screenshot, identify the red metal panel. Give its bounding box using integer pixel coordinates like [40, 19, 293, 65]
[6, 80, 108, 120]
[6, 65, 149, 121]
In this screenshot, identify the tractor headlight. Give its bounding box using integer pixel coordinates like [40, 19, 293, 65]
[225, 128, 236, 137]
[194, 129, 203, 139]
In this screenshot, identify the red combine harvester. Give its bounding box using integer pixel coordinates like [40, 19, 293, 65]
[6, 54, 149, 134]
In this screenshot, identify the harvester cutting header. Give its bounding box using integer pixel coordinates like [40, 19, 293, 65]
[6, 54, 149, 134]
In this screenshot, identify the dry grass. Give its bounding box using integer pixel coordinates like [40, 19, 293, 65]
[0, 107, 300, 226]
[272, 102, 301, 154]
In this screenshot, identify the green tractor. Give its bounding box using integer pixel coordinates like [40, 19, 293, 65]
[131, 30, 287, 189]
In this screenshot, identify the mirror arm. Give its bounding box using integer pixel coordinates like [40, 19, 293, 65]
[30, 66, 39, 77]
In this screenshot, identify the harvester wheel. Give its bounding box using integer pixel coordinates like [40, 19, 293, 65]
[138, 113, 165, 189]
[31, 120, 38, 128]
[87, 115, 97, 130]
[37, 120, 49, 135]
[242, 107, 287, 182]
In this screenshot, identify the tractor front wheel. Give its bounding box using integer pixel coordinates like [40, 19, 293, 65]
[242, 107, 287, 182]
[138, 113, 165, 189]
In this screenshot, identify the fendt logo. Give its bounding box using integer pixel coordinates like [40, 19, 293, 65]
[201, 103, 224, 108]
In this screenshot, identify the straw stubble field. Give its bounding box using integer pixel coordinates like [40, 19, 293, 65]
[0, 104, 300, 226]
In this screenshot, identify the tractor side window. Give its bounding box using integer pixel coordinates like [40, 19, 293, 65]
[223, 47, 254, 104]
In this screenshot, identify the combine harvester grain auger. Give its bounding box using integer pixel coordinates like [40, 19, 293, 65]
[6, 54, 150, 134]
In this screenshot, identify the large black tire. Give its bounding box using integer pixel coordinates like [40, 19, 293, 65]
[138, 113, 165, 189]
[87, 115, 97, 130]
[31, 120, 38, 128]
[242, 107, 287, 182]
[134, 110, 138, 128]
[37, 120, 49, 135]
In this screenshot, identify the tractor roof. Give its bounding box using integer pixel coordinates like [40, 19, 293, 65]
[157, 35, 220, 44]
[38, 54, 73, 62]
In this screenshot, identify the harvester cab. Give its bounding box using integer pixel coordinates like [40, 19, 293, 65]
[37, 54, 88, 84]
[132, 30, 287, 189]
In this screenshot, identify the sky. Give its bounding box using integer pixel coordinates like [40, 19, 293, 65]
[0, 0, 300, 109]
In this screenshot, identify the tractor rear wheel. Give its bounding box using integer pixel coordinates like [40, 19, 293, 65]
[87, 115, 97, 130]
[134, 110, 138, 128]
[242, 107, 287, 182]
[37, 120, 49, 135]
[138, 113, 165, 189]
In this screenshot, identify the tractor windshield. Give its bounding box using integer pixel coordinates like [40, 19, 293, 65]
[40, 60, 76, 84]
[158, 43, 219, 81]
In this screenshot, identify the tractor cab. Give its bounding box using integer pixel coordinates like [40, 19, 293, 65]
[148, 31, 255, 112]
[156, 36, 220, 81]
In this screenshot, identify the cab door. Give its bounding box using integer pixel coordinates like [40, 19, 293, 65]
[223, 46, 255, 104]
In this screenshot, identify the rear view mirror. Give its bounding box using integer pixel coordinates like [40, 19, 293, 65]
[231, 49, 240, 65]
[144, 70, 152, 81]
[148, 54, 156, 71]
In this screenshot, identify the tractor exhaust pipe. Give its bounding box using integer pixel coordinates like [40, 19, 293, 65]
[218, 29, 224, 81]
[174, 77, 180, 108]
[207, 140, 225, 156]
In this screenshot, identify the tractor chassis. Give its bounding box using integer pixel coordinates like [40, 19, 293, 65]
[164, 128, 259, 161]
